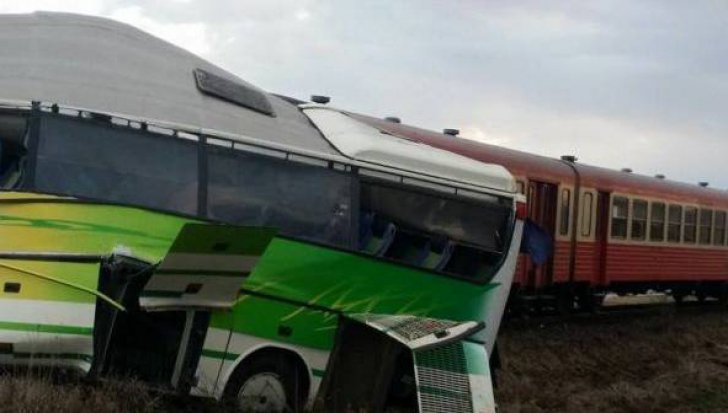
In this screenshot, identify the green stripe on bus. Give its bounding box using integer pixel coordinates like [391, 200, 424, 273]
[0, 321, 93, 336]
[201, 349, 239, 361]
[13, 352, 93, 362]
[311, 368, 325, 378]
[154, 269, 251, 277]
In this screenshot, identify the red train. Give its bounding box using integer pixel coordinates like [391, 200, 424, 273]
[352, 113, 728, 311]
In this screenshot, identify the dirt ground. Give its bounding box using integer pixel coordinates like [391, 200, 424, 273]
[495, 306, 728, 413]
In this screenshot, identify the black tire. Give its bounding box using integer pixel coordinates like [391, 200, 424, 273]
[223, 353, 308, 413]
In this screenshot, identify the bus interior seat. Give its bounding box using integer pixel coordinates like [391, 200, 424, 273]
[358, 211, 376, 250]
[383, 230, 431, 265]
[362, 216, 397, 256]
[443, 245, 500, 279]
[422, 238, 455, 271]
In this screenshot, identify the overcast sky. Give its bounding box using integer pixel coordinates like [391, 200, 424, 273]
[2, 1, 727, 187]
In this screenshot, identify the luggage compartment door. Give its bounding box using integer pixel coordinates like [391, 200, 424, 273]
[140, 223, 276, 311]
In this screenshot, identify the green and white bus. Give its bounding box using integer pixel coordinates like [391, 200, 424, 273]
[0, 13, 524, 412]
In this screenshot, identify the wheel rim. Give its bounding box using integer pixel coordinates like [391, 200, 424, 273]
[237, 372, 288, 412]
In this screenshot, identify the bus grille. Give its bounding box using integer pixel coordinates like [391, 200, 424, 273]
[415, 343, 473, 413]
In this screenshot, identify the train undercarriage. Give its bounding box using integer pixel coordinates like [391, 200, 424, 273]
[508, 280, 728, 315]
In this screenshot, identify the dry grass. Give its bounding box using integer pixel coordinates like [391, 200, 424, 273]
[2, 308, 727, 412]
[0, 371, 234, 413]
[496, 307, 728, 413]
[0, 375, 159, 413]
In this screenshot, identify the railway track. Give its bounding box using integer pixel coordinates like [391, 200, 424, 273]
[502, 297, 728, 330]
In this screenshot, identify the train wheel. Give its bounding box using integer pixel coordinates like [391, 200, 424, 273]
[555, 290, 573, 315]
[719, 284, 728, 306]
[584, 293, 605, 313]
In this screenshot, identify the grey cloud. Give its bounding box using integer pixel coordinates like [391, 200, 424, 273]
[5, 0, 728, 186]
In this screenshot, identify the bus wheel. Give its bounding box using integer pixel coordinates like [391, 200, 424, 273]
[224, 352, 308, 413]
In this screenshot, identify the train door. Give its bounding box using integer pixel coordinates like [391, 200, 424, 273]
[594, 191, 610, 286]
[525, 181, 558, 291]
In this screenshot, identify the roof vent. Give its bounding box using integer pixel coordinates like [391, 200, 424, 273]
[655, 174, 665, 179]
[194, 68, 275, 116]
[560, 155, 577, 163]
[443, 128, 460, 136]
[699, 181, 709, 188]
[621, 168, 633, 173]
[385, 116, 401, 123]
[311, 95, 331, 104]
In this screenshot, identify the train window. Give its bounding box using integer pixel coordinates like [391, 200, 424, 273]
[581, 192, 593, 237]
[631, 199, 648, 241]
[683, 207, 697, 244]
[559, 188, 571, 236]
[715, 211, 726, 246]
[699, 209, 713, 245]
[611, 196, 629, 239]
[667, 205, 682, 243]
[649, 202, 666, 242]
[516, 181, 525, 195]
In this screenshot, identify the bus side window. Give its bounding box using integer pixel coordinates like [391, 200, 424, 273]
[667, 205, 682, 243]
[35, 115, 199, 215]
[0, 113, 27, 189]
[206, 144, 353, 247]
[611, 196, 629, 239]
[559, 188, 571, 236]
[358, 181, 512, 281]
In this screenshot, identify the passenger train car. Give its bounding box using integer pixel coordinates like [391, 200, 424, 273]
[353, 114, 728, 311]
[0, 12, 525, 413]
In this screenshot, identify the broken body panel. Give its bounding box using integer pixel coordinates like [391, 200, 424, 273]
[0, 195, 507, 412]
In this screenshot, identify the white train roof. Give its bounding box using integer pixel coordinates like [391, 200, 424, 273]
[0, 12, 515, 195]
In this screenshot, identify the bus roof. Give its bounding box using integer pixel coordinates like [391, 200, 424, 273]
[0, 12, 337, 157]
[0, 12, 515, 195]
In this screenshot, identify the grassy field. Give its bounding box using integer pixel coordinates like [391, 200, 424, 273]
[496, 307, 728, 413]
[0, 373, 232, 413]
[1, 306, 727, 412]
